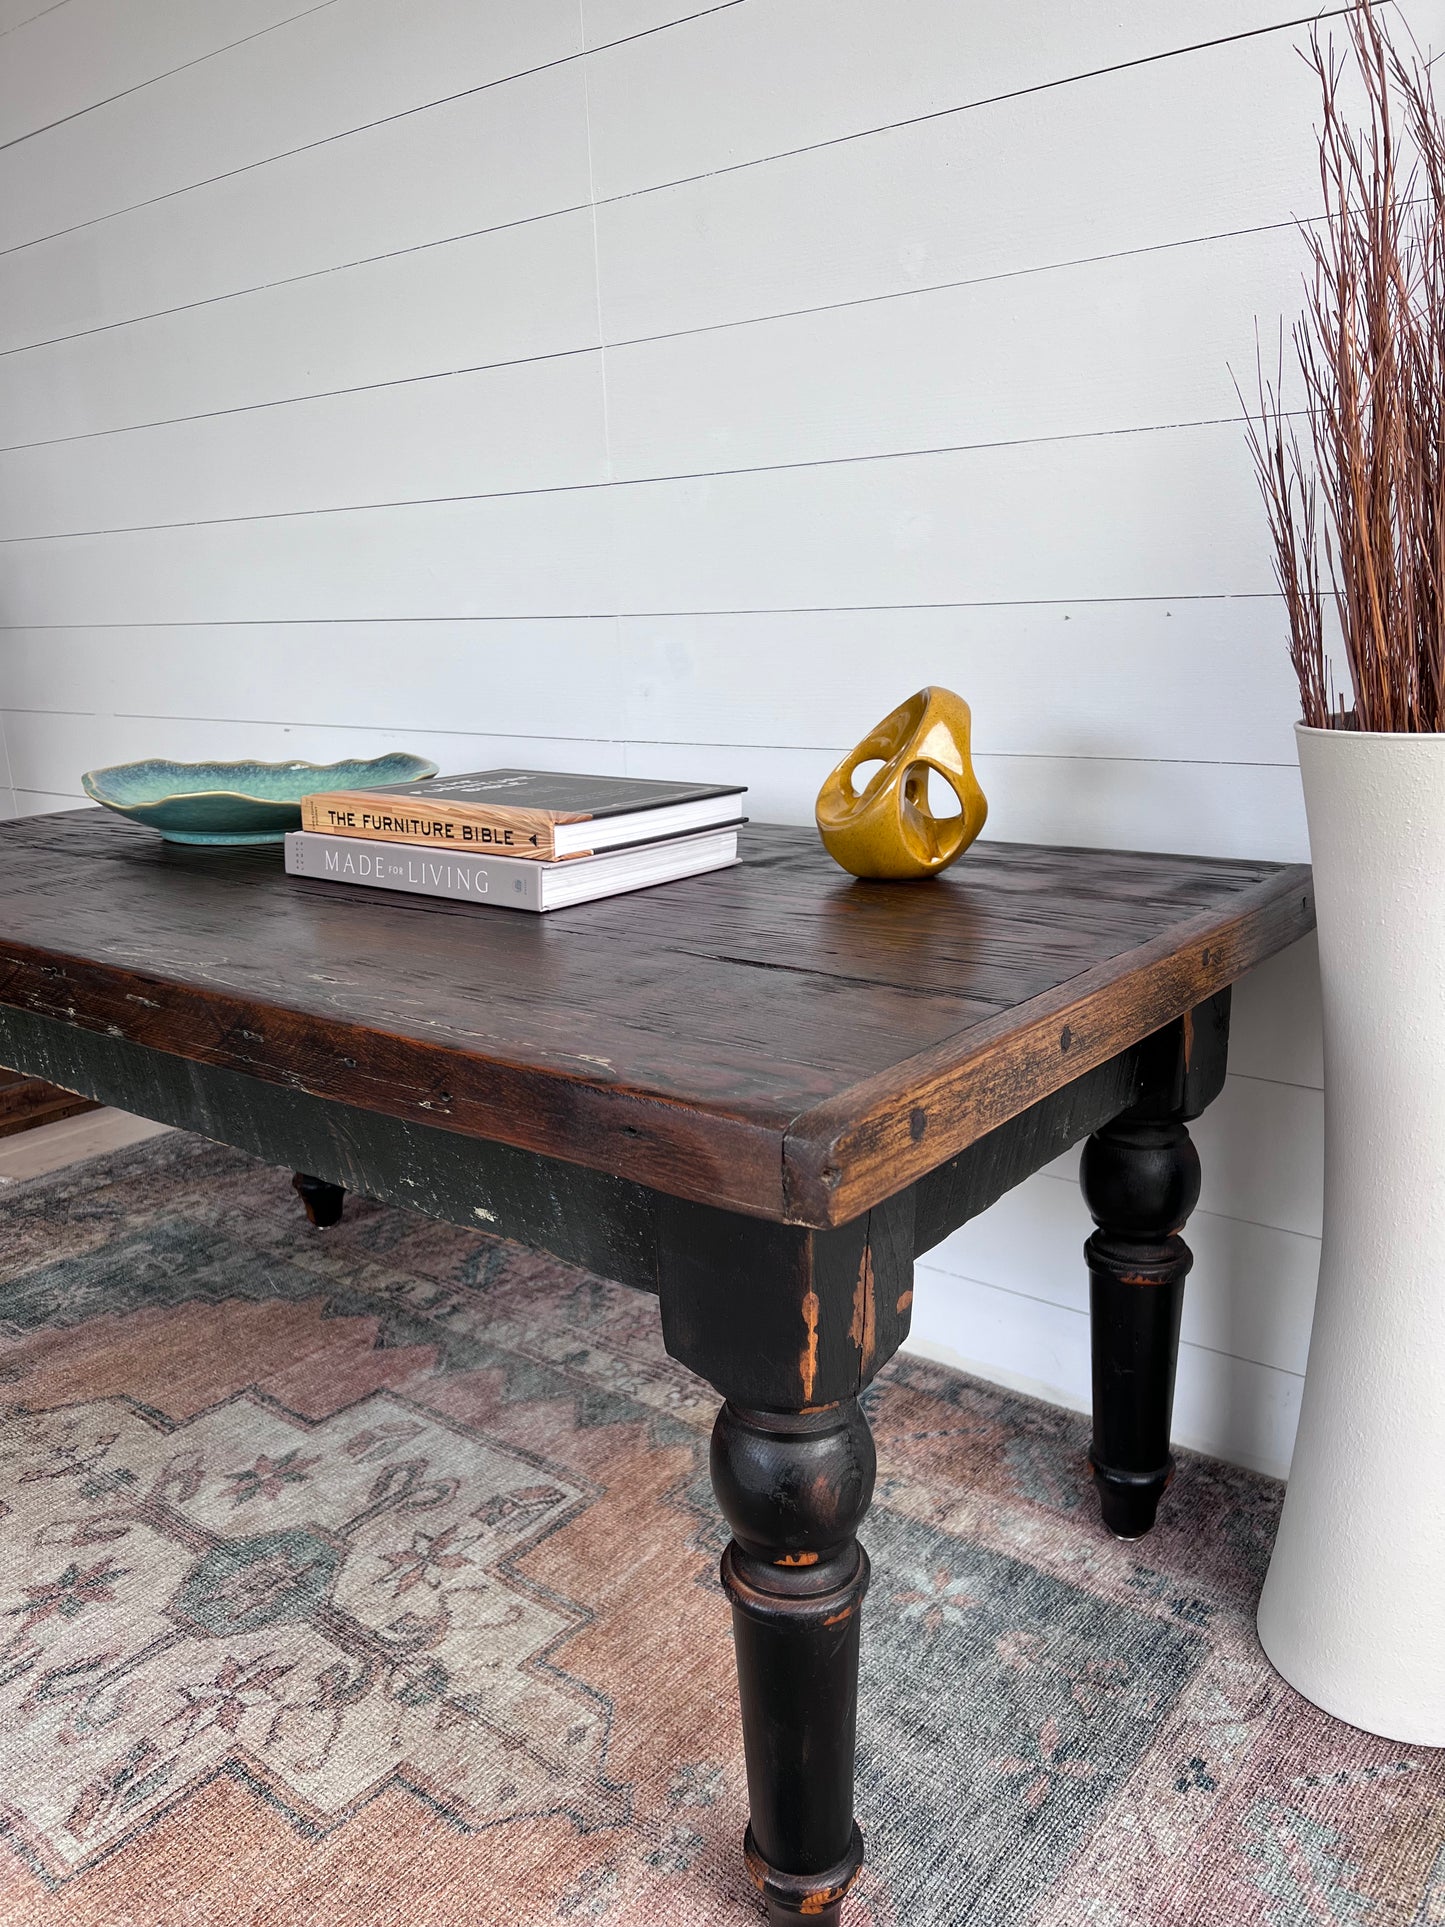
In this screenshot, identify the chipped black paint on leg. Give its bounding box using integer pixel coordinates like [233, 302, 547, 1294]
[657, 1198, 910, 1914]
[711, 1401, 874, 1925]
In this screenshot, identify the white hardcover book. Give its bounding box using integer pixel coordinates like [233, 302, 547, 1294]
[284, 825, 740, 912]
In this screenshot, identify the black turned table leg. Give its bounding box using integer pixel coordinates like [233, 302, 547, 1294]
[1081, 1113, 1199, 1536]
[712, 1401, 874, 1925]
[656, 1192, 914, 1925]
[1080, 992, 1230, 1538]
[292, 1171, 345, 1228]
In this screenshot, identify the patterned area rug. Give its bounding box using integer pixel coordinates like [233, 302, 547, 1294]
[0, 1133, 1440, 1926]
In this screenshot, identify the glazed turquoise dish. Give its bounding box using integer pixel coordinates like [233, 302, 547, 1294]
[80, 754, 438, 846]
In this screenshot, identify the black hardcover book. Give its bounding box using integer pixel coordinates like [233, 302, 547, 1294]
[300, 768, 748, 859]
[365, 769, 742, 816]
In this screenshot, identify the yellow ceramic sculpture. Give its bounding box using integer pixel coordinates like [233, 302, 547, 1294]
[815, 686, 987, 880]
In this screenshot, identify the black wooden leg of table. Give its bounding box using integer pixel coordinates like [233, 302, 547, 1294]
[658, 1195, 913, 1922]
[1081, 1103, 1201, 1538]
[710, 1400, 874, 1926]
[1078, 994, 1230, 1539]
[292, 1171, 346, 1228]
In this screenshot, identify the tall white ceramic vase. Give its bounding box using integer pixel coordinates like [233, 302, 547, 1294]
[1256, 725, 1445, 1745]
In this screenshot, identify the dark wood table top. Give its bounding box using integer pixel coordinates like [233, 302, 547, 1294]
[0, 811, 1312, 1226]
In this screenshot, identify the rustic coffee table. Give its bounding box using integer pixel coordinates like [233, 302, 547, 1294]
[0, 812, 1312, 1923]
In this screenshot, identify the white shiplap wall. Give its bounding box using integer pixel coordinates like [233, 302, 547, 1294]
[0, 0, 1362, 1476]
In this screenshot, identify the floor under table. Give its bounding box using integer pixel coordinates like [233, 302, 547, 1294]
[0, 1124, 1437, 1926]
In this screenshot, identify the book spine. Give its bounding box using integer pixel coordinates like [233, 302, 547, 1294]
[285, 831, 544, 910]
[300, 792, 561, 859]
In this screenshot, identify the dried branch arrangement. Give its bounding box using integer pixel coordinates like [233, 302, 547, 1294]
[1244, 1, 1445, 731]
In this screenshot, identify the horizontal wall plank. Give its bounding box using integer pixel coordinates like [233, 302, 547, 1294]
[0, 61, 591, 357]
[582, 0, 745, 40]
[905, 1271, 1090, 1432]
[0, 354, 610, 536]
[0, 16, 1330, 371]
[1168, 1331, 1303, 1479]
[1227, 931, 1322, 1089]
[13, 788, 96, 815]
[583, 0, 1333, 201]
[925, 1168, 1321, 1376]
[0, 599, 1306, 767]
[0, 489, 617, 623]
[602, 229, 1303, 483]
[0, 0, 582, 253]
[0, 209, 600, 447]
[0, 0, 327, 148]
[0, 710, 632, 799]
[617, 604, 1303, 766]
[595, 26, 1325, 344]
[619, 741, 1308, 863]
[0, 0, 75, 34]
[605, 423, 1275, 611]
[1, 0, 1323, 261]
[1191, 1070, 1323, 1239]
[0, 423, 1278, 623]
[1, 624, 629, 741]
[905, 1267, 1303, 1478]
[0, 213, 1300, 475]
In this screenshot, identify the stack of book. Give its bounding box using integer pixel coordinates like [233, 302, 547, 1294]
[284, 769, 746, 913]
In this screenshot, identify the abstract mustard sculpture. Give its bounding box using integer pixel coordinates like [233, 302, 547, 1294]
[815, 686, 987, 880]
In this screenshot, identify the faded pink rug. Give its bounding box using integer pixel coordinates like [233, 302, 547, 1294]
[0, 1130, 1439, 1924]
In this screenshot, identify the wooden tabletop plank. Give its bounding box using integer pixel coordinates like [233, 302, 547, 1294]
[0, 812, 1312, 1224]
[783, 868, 1314, 1222]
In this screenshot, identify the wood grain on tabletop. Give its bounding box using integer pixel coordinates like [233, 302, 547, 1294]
[0, 811, 1313, 1223]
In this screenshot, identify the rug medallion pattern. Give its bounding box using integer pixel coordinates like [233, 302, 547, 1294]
[1, 1390, 607, 1878]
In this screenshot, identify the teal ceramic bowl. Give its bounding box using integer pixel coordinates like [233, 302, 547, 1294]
[80, 753, 439, 845]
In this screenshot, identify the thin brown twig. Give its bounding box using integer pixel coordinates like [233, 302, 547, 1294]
[1243, 1, 1445, 731]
